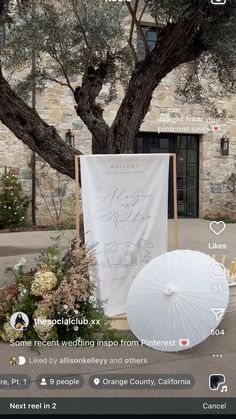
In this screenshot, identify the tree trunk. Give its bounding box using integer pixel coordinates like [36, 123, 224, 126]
[0, 70, 79, 178]
[111, 61, 159, 153]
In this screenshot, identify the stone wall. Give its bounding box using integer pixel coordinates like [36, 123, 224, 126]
[0, 77, 92, 227]
[0, 67, 236, 225]
[136, 72, 236, 220]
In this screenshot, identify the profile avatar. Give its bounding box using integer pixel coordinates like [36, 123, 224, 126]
[9, 356, 26, 366]
[209, 374, 226, 390]
[10, 312, 29, 331]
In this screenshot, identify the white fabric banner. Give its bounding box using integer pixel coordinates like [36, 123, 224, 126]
[80, 154, 170, 316]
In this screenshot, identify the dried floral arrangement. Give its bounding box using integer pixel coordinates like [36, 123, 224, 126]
[0, 237, 119, 343]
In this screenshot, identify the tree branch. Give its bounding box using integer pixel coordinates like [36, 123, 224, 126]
[71, 0, 91, 51]
[138, 1, 148, 23]
[128, 0, 139, 65]
[126, 0, 150, 58]
[74, 63, 112, 150]
[0, 68, 79, 179]
[47, 50, 75, 94]
[111, 7, 206, 152]
[46, 76, 72, 88]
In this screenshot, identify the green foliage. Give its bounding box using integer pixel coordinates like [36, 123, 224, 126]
[147, 0, 194, 24]
[1, 0, 132, 103]
[166, 0, 236, 110]
[15, 287, 38, 316]
[2, 0, 235, 114]
[102, 327, 124, 344]
[0, 173, 29, 229]
[5, 257, 27, 284]
[37, 240, 63, 281]
[0, 0, 11, 23]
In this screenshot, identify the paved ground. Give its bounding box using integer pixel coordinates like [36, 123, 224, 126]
[0, 229, 75, 282]
[0, 220, 235, 281]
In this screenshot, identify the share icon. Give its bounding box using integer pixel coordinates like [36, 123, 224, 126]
[211, 308, 225, 322]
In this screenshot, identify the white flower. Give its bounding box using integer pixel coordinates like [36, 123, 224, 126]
[63, 305, 68, 310]
[73, 310, 79, 315]
[14, 257, 26, 271]
[8, 207, 11, 210]
[74, 326, 79, 331]
[31, 270, 57, 296]
[89, 296, 96, 303]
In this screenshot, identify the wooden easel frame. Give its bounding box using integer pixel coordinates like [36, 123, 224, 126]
[170, 153, 179, 250]
[75, 155, 81, 241]
[75, 153, 179, 249]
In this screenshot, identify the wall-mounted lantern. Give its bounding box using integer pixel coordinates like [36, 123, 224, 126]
[65, 129, 75, 148]
[220, 135, 229, 156]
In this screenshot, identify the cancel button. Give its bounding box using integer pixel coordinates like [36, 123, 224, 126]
[203, 402, 227, 410]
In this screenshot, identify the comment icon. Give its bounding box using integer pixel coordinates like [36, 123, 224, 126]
[210, 262, 226, 279]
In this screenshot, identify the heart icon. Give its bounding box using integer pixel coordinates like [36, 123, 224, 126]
[179, 338, 190, 347]
[210, 221, 226, 236]
[212, 125, 220, 132]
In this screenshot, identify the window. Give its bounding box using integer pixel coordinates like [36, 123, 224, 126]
[137, 26, 158, 56]
[0, 25, 5, 48]
[135, 133, 199, 218]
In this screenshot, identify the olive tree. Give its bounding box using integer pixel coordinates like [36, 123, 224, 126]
[0, 0, 235, 178]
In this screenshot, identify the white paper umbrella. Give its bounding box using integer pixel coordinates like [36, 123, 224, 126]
[126, 250, 229, 352]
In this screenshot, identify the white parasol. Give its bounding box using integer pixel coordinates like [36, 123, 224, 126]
[126, 250, 229, 352]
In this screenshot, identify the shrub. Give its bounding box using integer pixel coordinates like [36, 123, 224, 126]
[0, 173, 29, 229]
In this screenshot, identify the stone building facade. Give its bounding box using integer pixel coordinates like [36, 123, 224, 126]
[100, 71, 236, 221]
[0, 32, 236, 225]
